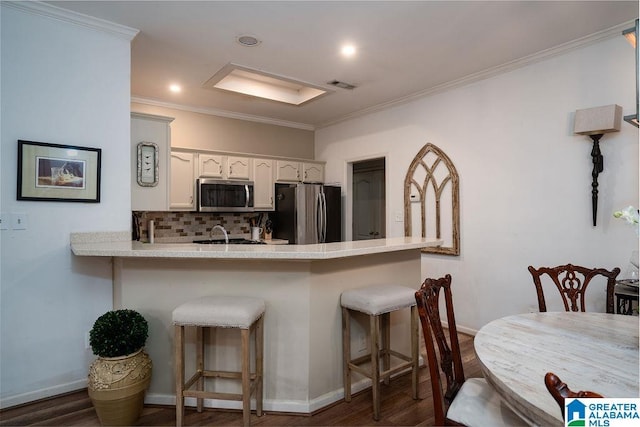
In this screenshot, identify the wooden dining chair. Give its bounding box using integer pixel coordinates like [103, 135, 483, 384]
[415, 275, 524, 426]
[528, 264, 620, 313]
[544, 372, 603, 419]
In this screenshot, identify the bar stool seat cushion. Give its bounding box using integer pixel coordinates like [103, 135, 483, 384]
[172, 296, 265, 328]
[340, 284, 416, 315]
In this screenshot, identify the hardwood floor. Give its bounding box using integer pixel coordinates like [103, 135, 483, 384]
[0, 333, 481, 426]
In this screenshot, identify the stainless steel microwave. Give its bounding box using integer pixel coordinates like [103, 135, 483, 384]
[197, 179, 254, 212]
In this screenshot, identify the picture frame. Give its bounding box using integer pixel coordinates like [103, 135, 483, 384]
[17, 140, 101, 203]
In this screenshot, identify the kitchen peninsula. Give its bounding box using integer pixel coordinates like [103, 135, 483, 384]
[71, 232, 442, 413]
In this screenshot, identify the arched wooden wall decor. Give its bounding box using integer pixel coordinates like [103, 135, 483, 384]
[404, 143, 460, 255]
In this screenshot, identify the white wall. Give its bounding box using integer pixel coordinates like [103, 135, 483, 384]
[0, 3, 134, 407]
[131, 102, 315, 159]
[316, 36, 639, 332]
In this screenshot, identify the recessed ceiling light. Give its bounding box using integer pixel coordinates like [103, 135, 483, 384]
[169, 84, 181, 93]
[203, 63, 331, 106]
[341, 44, 356, 57]
[237, 35, 261, 47]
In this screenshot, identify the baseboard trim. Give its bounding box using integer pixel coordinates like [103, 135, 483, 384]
[0, 379, 88, 410]
[145, 376, 373, 414]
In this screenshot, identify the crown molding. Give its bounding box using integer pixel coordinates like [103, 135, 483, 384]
[2, 1, 139, 40]
[131, 97, 316, 131]
[317, 20, 636, 129]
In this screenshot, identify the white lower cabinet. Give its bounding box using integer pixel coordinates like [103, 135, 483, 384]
[253, 158, 274, 210]
[170, 150, 196, 210]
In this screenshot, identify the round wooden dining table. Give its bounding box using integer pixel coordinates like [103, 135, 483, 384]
[474, 312, 639, 426]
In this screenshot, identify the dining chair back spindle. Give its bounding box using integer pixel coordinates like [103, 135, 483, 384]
[528, 264, 620, 313]
[415, 275, 524, 426]
[544, 372, 603, 419]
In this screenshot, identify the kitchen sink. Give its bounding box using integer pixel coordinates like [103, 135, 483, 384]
[193, 238, 266, 245]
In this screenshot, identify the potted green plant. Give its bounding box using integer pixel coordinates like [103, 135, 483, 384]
[88, 309, 152, 426]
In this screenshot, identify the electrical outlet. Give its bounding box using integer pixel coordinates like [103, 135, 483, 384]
[12, 212, 28, 230]
[395, 211, 403, 222]
[0, 213, 7, 230]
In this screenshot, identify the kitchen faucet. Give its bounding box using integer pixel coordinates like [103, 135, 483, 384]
[210, 225, 229, 243]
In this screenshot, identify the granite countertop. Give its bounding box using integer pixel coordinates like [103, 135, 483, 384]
[70, 232, 443, 260]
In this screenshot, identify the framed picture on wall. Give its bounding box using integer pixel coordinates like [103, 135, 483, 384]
[17, 140, 101, 202]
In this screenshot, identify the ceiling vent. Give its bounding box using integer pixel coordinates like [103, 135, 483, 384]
[328, 80, 357, 90]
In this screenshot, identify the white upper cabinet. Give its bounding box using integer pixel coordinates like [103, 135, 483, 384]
[198, 154, 224, 178]
[170, 150, 196, 210]
[253, 158, 275, 210]
[276, 160, 301, 182]
[131, 113, 174, 211]
[198, 154, 251, 180]
[302, 162, 324, 183]
[276, 160, 324, 183]
[226, 156, 251, 180]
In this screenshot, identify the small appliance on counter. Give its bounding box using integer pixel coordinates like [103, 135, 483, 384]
[273, 183, 341, 244]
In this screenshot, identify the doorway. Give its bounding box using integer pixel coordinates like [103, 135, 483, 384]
[352, 158, 386, 240]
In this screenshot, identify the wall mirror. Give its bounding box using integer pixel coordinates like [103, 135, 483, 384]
[137, 142, 159, 187]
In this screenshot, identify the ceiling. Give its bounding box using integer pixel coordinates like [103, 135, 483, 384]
[48, 1, 638, 130]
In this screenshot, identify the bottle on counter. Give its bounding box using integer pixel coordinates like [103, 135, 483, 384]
[148, 220, 155, 244]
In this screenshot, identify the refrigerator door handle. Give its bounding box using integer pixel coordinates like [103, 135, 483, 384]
[315, 191, 322, 242]
[320, 191, 327, 243]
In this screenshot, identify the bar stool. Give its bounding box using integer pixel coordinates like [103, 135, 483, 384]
[173, 296, 265, 427]
[340, 284, 419, 421]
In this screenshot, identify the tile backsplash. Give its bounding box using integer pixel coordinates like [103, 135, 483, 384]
[133, 211, 265, 242]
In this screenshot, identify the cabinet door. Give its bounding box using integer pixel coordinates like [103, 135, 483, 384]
[276, 160, 300, 182]
[199, 154, 224, 178]
[353, 169, 385, 240]
[131, 113, 173, 211]
[253, 158, 274, 210]
[302, 162, 324, 183]
[170, 151, 195, 210]
[227, 156, 251, 180]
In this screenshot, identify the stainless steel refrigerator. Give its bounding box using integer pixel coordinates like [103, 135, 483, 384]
[273, 183, 341, 244]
